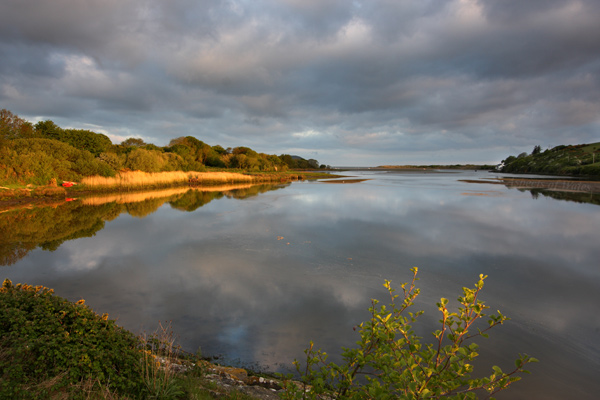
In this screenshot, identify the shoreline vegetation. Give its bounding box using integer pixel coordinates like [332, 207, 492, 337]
[0, 170, 330, 205]
[81, 170, 308, 190]
[1, 108, 332, 202]
[1, 108, 339, 210]
[1, 271, 536, 399]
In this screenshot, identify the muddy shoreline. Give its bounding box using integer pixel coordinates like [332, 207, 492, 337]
[460, 178, 600, 193]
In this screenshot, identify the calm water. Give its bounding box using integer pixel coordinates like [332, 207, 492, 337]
[2, 170, 599, 399]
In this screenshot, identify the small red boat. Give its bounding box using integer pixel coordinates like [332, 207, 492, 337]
[62, 181, 75, 187]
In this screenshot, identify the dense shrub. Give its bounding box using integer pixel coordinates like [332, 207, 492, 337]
[0, 279, 146, 398]
[0, 138, 116, 185]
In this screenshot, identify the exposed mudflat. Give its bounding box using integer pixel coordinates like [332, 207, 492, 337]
[319, 179, 370, 184]
[460, 178, 600, 193]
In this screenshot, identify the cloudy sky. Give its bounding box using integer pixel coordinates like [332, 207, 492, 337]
[1, 0, 599, 166]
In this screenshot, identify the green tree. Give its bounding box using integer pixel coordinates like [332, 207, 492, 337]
[125, 148, 163, 172]
[167, 136, 213, 166]
[307, 158, 320, 169]
[34, 120, 62, 140]
[98, 152, 125, 171]
[0, 109, 35, 140]
[121, 137, 146, 147]
[280, 154, 297, 169]
[61, 129, 113, 156]
[212, 144, 228, 155]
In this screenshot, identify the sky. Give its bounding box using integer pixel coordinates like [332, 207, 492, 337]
[1, 0, 599, 166]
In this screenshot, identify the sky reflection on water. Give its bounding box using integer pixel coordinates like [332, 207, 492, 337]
[2, 171, 600, 399]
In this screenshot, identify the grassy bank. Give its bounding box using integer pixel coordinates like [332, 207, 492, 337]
[1, 273, 536, 399]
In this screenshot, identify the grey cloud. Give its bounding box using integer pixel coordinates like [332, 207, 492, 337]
[0, 0, 599, 165]
[0, 1, 141, 59]
[478, 0, 598, 24]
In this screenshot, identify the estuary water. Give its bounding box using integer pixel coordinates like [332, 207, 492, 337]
[2, 170, 599, 399]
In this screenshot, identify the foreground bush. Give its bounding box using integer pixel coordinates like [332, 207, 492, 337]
[283, 269, 537, 399]
[0, 279, 145, 398]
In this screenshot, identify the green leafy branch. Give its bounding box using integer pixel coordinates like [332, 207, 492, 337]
[282, 268, 537, 399]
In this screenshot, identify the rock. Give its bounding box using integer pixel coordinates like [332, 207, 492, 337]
[246, 376, 283, 390]
[201, 364, 289, 399]
[239, 385, 282, 400]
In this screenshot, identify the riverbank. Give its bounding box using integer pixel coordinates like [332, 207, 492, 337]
[0, 278, 295, 399]
[0, 170, 332, 210]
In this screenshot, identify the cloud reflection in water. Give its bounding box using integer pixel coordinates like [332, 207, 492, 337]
[2, 171, 600, 399]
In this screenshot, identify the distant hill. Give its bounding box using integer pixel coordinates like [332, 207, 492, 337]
[500, 142, 600, 177]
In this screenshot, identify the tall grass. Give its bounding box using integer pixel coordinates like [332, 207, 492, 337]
[80, 170, 292, 190]
[140, 321, 185, 399]
[81, 171, 189, 189]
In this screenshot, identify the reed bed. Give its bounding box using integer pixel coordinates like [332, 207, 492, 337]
[81, 171, 190, 189]
[188, 171, 255, 184]
[79, 170, 305, 193]
[79, 170, 274, 190]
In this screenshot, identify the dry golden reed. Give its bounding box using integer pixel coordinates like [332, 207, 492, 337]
[80, 171, 259, 190]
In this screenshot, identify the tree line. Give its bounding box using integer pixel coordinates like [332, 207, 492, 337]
[0, 109, 326, 185]
[500, 142, 600, 176]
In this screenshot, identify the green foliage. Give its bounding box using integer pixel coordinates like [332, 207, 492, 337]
[279, 155, 321, 170]
[98, 151, 126, 170]
[61, 129, 113, 157]
[502, 142, 600, 176]
[279, 154, 297, 169]
[0, 138, 116, 185]
[282, 269, 537, 400]
[121, 137, 146, 147]
[1, 109, 318, 184]
[35, 120, 63, 140]
[0, 279, 146, 398]
[124, 148, 189, 173]
[126, 148, 164, 172]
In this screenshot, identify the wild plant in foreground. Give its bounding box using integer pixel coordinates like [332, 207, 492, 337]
[140, 321, 185, 399]
[282, 268, 537, 399]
